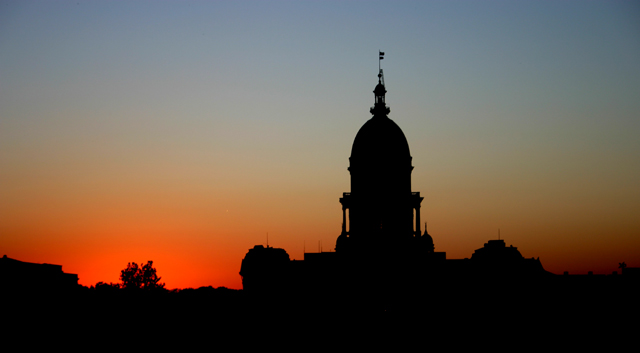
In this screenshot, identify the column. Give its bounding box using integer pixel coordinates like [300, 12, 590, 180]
[415, 205, 421, 237]
[342, 206, 347, 234]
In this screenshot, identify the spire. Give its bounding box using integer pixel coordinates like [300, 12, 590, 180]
[370, 51, 390, 117]
[378, 51, 385, 86]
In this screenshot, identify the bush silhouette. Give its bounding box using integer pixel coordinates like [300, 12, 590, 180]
[120, 261, 165, 290]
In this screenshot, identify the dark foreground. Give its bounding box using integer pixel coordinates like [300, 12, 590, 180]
[4, 275, 639, 349]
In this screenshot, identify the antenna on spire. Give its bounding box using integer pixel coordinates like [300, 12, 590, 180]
[266, 232, 269, 248]
[371, 51, 389, 116]
[378, 51, 385, 85]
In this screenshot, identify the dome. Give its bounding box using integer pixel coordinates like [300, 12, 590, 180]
[374, 82, 386, 96]
[471, 240, 524, 262]
[421, 230, 435, 253]
[350, 115, 411, 162]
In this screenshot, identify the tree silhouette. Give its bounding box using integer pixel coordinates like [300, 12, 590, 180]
[94, 281, 121, 291]
[120, 261, 165, 290]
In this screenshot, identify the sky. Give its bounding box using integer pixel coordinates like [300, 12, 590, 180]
[1, 1, 639, 289]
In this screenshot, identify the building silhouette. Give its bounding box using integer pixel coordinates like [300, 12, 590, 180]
[240, 56, 552, 295]
[336, 64, 431, 256]
[0, 255, 79, 291]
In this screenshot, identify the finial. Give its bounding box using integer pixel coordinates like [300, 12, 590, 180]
[378, 50, 385, 85]
[370, 51, 389, 116]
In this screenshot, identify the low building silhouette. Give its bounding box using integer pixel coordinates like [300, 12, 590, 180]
[239, 245, 291, 291]
[1, 255, 79, 291]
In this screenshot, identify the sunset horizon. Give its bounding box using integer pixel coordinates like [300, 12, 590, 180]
[2, 1, 639, 290]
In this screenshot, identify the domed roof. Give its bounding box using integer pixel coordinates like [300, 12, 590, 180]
[350, 115, 411, 161]
[374, 82, 386, 96]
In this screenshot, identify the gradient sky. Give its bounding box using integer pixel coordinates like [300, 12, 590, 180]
[1, 1, 639, 289]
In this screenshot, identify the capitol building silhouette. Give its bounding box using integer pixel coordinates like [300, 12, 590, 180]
[240, 54, 549, 300]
